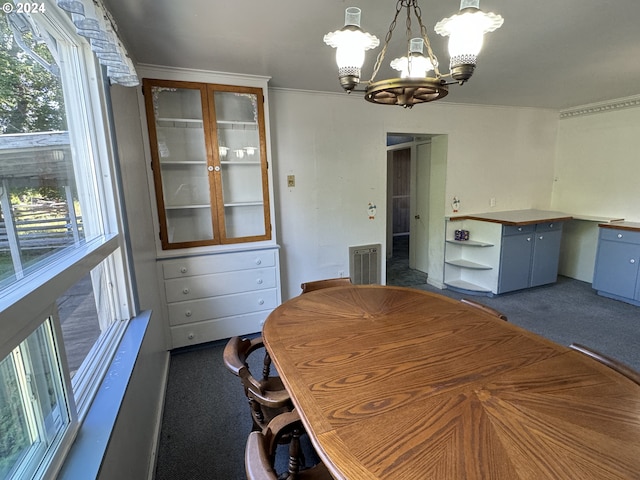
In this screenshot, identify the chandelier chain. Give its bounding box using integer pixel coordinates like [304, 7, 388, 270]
[413, 1, 442, 78]
[368, 0, 404, 84]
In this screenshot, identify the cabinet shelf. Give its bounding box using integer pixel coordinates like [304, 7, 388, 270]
[217, 120, 257, 130]
[165, 204, 211, 210]
[446, 239, 494, 247]
[224, 201, 264, 207]
[220, 161, 261, 165]
[157, 117, 203, 128]
[444, 279, 492, 293]
[445, 259, 492, 270]
[160, 160, 207, 165]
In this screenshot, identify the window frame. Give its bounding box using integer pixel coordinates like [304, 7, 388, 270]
[0, 1, 137, 477]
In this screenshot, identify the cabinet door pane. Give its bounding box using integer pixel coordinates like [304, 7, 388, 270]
[214, 90, 267, 239]
[149, 85, 214, 245]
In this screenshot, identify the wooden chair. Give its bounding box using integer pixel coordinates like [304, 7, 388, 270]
[300, 277, 352, 294]
[570, 343, 640, 385]
[461, 298, 508, 321]
[245, 410, 333, 480]
[223, 336, 292, 431]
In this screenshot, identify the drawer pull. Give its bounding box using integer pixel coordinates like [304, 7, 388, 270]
[255, 258, 262, 265]
[518, 227, 523, 232]
[258, 299, 265, 305]
[185, 310, 192, 317]
[180, 267, 188, 274]
[549, 223, 553, 228]
[631, 259, 636, 264]
[256, 278, 263, 285]
[527, 237, 531, 242]
[618, 233, 623, 238]
[182, 287, 190, 295]
[539, 235, 544, 240]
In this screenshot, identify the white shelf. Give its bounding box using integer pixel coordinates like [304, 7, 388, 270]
[220, 161, 260, 165]
[445, 259, 493, 270]
[224, 201, 264, 207]
[444, 279, 492, 293]
[161, 160, 207, 165]
[446, 239, 494, 247]
[217, 120, 257, 130]
[165, 204, 211, 210]
[157, 117, 203, 128]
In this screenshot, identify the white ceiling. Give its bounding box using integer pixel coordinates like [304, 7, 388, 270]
[103, 0, 640, 110]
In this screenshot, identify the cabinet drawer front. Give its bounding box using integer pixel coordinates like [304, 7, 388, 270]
[502, 225, 534, 236]
[170, 311, 268, 349]
[535, 222, 563, 232]
[162, 250, 276, 279]
[599, 228, 640, 244]
[168, 289, 278, 326]
[165, 267, 277, 303]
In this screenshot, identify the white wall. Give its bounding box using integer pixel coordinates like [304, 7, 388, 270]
[552, 105, 640, 221]
[269, 89, 559, 299]
[551, 102, 640, 281]
[98, 85, 170, 479]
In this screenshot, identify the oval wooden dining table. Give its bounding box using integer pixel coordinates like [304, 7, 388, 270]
[262, 285, 640, 479]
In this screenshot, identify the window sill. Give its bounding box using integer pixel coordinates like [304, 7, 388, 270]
[56, 310, 151, 479]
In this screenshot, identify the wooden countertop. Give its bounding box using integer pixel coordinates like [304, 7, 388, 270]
[598, 221, 640, 232]
[449, 209, 573, 226]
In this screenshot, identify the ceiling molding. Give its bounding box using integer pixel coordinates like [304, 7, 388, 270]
[560, 95, 640, 119]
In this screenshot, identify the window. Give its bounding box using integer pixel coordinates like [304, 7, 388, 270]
[0, 1, 136, 478]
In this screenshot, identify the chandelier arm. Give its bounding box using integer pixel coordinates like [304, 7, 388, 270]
[368, 0, 404, 84]
[413, 1, 443, 79]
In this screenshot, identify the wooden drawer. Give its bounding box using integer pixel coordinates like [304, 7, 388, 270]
[164, 267, 277, 303]
[162, 249, 277, 279]
[599, 227, 640, 244]
[167, 288, 278, 326]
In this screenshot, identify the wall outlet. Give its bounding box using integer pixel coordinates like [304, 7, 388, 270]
[287, 175, 295, 187]
[490, 197, 496, 207]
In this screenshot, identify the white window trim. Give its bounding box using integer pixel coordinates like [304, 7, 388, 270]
[1, 1, 139, 477]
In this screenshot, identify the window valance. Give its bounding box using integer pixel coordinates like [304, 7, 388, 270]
[56, 0, 138, 86]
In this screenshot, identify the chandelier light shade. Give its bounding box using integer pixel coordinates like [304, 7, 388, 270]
[435, 0, 504, 82]
[323, 7, 380, 92]
[390, 38, 435, 78]
[323, 0, 504, 107]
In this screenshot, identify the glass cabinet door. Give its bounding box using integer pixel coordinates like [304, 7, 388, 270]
[211, 86, 270, 242]
[143, 79, 271, 249]
[145, 81, 215, 248]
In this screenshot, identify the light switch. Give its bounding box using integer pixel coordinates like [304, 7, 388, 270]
[287, 175, 295, 187]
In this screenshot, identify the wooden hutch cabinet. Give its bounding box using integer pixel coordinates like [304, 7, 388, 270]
[139, 68, 280, 349]
[142, 78, 271, 249]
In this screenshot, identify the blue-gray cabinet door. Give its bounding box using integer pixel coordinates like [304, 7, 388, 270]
[498, 234, 533, 293]
[530, 229, 563, 287]
[593, 239, 640, 299]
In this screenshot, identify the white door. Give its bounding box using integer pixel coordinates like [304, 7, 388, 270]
[411, 142, 431, 273]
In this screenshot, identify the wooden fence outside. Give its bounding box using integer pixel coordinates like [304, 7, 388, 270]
[0, 203, 83, 251]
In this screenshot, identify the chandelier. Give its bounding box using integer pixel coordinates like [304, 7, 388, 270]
[323, 0, 504, 108]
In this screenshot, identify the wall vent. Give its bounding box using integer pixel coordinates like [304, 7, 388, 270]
[349, 244, 382, 285]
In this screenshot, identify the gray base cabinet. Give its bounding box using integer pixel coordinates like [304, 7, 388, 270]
[593, 224, 640, 306]
[498, 222, 563, 294]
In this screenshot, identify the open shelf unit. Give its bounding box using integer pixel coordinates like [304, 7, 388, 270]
[444, 219, 502, 295]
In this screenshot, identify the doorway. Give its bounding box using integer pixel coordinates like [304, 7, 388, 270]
[386, 134, 432, 286]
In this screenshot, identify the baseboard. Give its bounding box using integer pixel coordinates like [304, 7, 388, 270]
[427, 277, 446, 290]
[147, 352, 171, 480]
